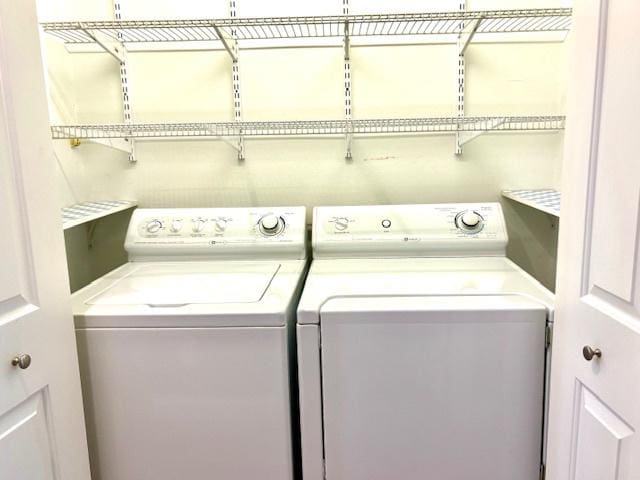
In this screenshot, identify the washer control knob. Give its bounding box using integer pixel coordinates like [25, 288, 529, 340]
[259, 214, 284, 236]
[456, 211, 483, 233]
[381, 219, 392, 229]
[170, 219, 183, 233]
[334, 217, 349, 231]
[214, 219, 228, 233]
[192, 218, 206, 233]
[146, 219, 162, 234]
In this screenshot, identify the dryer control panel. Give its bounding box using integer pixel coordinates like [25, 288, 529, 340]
[125, 207, 306, 260]
[313, 203, 507, 258]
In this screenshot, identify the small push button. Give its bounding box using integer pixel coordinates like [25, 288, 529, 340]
[381, 219, 391, 229]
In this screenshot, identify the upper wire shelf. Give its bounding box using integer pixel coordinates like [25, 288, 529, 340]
[41, 8, 571, 44]
[51, 116, 565, 139]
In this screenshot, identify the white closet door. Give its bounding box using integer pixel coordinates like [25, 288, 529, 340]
[0, 0, 91, 479]
[546, 0, 640, 478]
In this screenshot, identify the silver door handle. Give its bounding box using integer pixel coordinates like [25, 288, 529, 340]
[11, 354, 32, 369]
[582, 346, 602, 361]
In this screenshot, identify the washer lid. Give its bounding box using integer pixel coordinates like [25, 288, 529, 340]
[86, 262, 280, 306]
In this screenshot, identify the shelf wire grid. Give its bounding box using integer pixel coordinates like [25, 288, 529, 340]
[502, 189, 561, 217]
[61, 200, 136, 229]
[42, 8, 571, 44]
[51, 116, 565, 139]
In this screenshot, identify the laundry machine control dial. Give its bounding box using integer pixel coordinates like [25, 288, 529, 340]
[146, 219, 162, 234]
[455, 211, 484, 233]
[259, 214, 285, 236]
[334, 217, 350, 231]
[170, 219, 183, 233]
[213, 219, 228, 233]
[192, 218, 207, 233]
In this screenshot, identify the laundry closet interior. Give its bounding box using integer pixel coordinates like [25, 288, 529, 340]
[36, 0, 569, 294]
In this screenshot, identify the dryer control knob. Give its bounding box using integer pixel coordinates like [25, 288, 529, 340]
[214, 219, 228, 233]
[456, 211, 483, 233]
[461, 212, 480, 228]
[334, 218, 349, 231]
[146, 219, 162, 234]
[170, 219, 183, 233]
[259, 214, 284, 236]
[192, 218, 206, 233]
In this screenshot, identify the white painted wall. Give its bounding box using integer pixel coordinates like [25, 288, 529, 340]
[36, 0, 569, 289]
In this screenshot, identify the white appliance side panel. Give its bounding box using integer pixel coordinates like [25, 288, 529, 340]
[296, 324, 325, 480]
[320, 300, 546, 480]
[76, 327, 293, 480]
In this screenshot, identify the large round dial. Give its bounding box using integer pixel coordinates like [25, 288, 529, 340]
[146, 219, 162, 234]
[259, 214, 284, 236]
[192, 218, 206, 233]
[455, 210, 484, 233]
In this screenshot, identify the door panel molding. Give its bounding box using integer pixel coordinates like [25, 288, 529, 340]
[0, 389, 59, 480]
[569, 381, 634, 480]
[0, 296, 38, 327]
[579, 0, 609, 298]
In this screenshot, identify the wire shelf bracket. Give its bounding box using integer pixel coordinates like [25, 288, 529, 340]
[457, 117, 507, 147]
[78, 23, 125, 62]
[70, 136, 133, 154]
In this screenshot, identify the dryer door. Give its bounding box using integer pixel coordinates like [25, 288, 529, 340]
[319, 295, 546, 480]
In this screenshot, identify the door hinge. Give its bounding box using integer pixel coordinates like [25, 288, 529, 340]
[545, 324, 553, 350]
[539, 463, 546, 480]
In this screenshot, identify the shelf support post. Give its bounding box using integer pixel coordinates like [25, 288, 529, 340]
[343, 0, 353, 162]
[229, 0, 245, 162]
[112, 0, 136, 163]
[455, 0, 466, 156]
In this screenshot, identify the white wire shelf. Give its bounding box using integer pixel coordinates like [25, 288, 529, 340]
[502, 189, 561, 217]
[51, 116, 565, 140]
[62, 200, 137, 229]
[41, 8, 571, 44]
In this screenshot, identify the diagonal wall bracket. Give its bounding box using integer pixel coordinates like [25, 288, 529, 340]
[78, 24, 125, 63]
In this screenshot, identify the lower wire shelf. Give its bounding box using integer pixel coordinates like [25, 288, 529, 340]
[51, 115, 565, 140]
[62, 200, 137, 229]
[502, 189, 561, 217]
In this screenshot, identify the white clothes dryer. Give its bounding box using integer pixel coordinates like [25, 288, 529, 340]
[297, 203, 553, 480]
[72, 207, 307, 480]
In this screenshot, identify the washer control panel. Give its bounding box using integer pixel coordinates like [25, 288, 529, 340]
[313, 203, 507, 258]
[126, 207, 306, 260]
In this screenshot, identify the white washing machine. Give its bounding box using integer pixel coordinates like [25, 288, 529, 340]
[72, 207, 307, 480]
[297, 203, 554, 480]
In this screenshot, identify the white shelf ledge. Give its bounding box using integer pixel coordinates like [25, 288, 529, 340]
[41, 8, 571, 45]
[62, 200, 137, 229]
[51, 116, 565, 140]
[502, 189, 560, 217]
